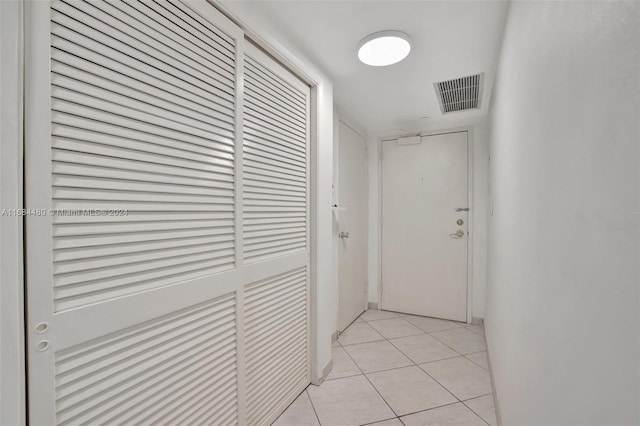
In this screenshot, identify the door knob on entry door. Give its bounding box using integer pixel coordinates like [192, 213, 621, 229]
[449, 229, 464, 238]
[339, 231, 350, 239]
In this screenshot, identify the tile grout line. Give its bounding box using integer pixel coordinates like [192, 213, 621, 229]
[349, 313, 488, 368]
[403, 321, 464, 334]
[368, 320, 427, 340]
[387, 324, 469, 364]
[430, 328, 490, 371]
[367, 316, 429, 337]
[363, 314, 464, 331]
[328, 357, 462, 380]
[338, 321, 386, 346]
[394, 400, 465, 421]
[381, 321, 492, 409]
[339, 310, 368, 336]
[427, 328, 487, 356]
[417, 357, 493, 405]
[359, 416, 402, 426]
[464, 353, 489, 371]
[339, 329, 401, 422]
[352, 312, 480, 405]
[464, 324, 486, 337]
[304, 388, 322, 426]
[461, 397, 493, 426]
[324, 371, 362, 381]
[361, 372, 402, 421]
[340, 325, 450, 348]
[354, 315, 475, 420]
[384, 335, 463, 406]
[359, 313, 401, 322]
[328, 313, 493, 425]
[331, 334, 404, 410]
[385, 333, 463, 363]
[385, 339, 463, 367]
[339, 337, 386, 347]
[358, 416, 402, 426]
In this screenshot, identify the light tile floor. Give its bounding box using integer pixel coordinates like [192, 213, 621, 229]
[273, 310, 497, 426]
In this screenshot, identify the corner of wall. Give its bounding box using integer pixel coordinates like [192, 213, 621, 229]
[0, 1, 27, 424]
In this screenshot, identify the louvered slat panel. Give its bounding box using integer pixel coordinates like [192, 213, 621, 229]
[244, 268, 308, 426]
[134, 0, 236, 64]
[243, 55, 307, 263]
[51, 2, 234, 98]
[244, 62, 306, 111]
[50, 0, 236, 311]
[87, 1, 235, 76]
[54, 294, 238, 426]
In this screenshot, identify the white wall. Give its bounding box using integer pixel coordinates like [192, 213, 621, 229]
[0, 1, 26, 425]
[367, 118, 490, 321]
[486, 1, 640, 424]
[218, 1, 336, 382]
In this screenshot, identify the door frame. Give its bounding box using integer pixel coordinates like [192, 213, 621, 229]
[377, 126, 474, 324]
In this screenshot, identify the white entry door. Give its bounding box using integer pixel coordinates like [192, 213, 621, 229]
[337, 122, 368, 331]
[24, 1, 310, 425]
[381, 132, 468, 322]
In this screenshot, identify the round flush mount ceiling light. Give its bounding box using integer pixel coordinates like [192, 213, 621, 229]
[357, 30, 412, 67]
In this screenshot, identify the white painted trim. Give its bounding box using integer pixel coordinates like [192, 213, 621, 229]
[377, 126, 475, 323]
[208, 1, 318, 87]
[471, 317, 484, 326]
[377, 139, 384, 305]
[232, 26, 248, 426]
[309, 85, 321, 383]
[0, 1, 26, 424]
[312, 358, 333, 387]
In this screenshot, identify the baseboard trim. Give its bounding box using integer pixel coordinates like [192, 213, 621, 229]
[368, 302, 379, 310]
[311, 358, 333, 386]
[471, 316, 484, 325]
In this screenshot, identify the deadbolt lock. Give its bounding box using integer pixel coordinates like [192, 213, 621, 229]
[456, 219, 464, 226]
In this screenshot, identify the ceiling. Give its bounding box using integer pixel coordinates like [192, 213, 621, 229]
[222, 1, 509, 134]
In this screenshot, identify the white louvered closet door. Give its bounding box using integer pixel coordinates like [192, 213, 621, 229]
[24, 1, 310, 425]
[241, 43, 311, 426]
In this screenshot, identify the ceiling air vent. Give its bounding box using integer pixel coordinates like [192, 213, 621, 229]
[434, 73, 484, 114]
